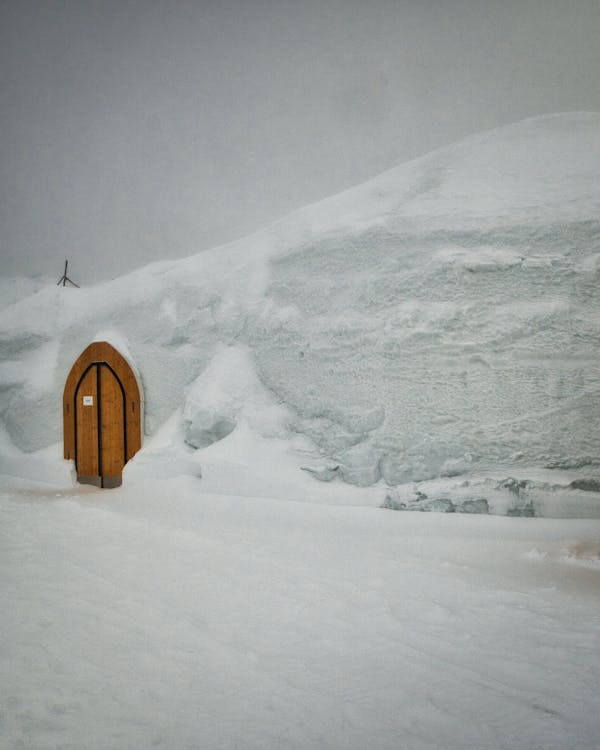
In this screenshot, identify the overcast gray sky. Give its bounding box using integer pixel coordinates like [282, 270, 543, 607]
[2, 0, 599, 282]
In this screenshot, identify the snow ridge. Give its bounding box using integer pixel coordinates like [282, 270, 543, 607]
[1, 113, 599, 504]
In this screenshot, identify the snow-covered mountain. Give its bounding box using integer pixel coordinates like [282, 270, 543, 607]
[1, 113, 599, 508]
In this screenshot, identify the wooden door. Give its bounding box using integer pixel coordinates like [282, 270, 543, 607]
[64, 342, 142, 488]
[74, 364, 126, 487]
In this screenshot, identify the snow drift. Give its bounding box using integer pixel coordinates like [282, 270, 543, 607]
[1, 113, 599, 508]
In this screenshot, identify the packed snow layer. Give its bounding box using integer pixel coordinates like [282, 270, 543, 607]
[2, 478, 600, 749]
[1, 113, 600, 495]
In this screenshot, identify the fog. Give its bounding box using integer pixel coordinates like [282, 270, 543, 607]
[1, 0, 599, 283]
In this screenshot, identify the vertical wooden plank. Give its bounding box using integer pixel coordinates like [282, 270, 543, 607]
[63, 399, 74, 460]
[99, 365, 125, 482]
[75, 366, 99, 478]
[124, 370, 141, 461]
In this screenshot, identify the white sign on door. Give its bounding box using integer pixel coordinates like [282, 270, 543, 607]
[83, 395, 94, 406]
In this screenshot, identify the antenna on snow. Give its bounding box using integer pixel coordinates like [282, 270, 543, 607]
[57, 260, 79, 288]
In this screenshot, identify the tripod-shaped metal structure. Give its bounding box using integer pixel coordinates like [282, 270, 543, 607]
[57, 260, 79, 288]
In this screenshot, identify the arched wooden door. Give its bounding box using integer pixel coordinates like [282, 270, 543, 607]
[64, 342, 142, 488]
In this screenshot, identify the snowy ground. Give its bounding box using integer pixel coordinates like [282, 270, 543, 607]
[2, 464, 600, 750]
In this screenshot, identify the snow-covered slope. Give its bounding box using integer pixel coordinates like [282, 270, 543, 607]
[1, 113, 599, 507]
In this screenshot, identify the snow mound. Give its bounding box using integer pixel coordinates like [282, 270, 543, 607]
[1, 113, 600, 510]
[182, 345, 290, 448]
[382, 473, 600, 519]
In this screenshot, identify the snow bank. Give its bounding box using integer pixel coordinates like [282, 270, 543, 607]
[1, 113, 600, 509]
[182, 345, 290, 449]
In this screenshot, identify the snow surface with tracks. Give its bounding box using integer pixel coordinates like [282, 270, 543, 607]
[2, 473, 600, 750]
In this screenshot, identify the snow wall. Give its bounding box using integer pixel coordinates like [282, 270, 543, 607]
[1, 113, 599, 488]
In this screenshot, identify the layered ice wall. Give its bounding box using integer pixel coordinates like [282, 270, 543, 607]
[1, 113, 599, 486]
[256, 219, 599, 483]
